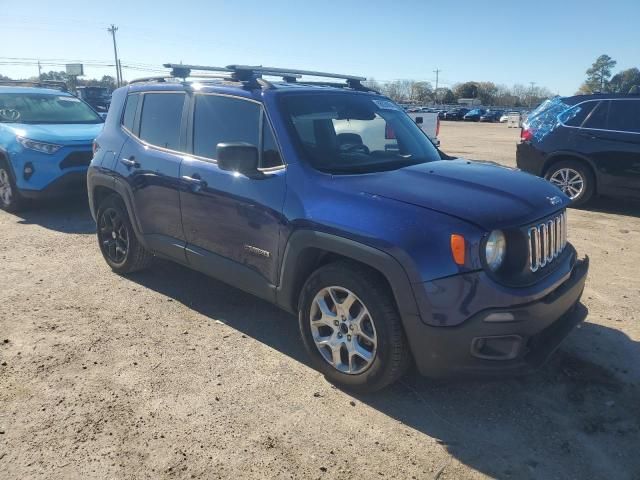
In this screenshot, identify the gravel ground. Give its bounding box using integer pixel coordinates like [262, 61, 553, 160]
[1, 121, 639, 480]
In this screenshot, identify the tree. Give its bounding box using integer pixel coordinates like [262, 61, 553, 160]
[609, 68, 640, 94]
[411, 81, 433, 103]
[453, 82, 479, 99]
[585, 54, 617, 92]
[436, 88, 455, 104]
[363, 78, 383, 92]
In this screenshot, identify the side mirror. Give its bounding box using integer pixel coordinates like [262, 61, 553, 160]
[217, 143, 259, 176]
[415, 116, 423, 125]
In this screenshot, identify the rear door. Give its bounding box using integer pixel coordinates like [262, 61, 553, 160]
[179, 93, 286, 289]
[579, 99, 640, 196]
[115, 91, 188, 258]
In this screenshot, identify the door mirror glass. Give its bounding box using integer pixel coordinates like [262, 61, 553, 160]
[217, 143, 259, 175]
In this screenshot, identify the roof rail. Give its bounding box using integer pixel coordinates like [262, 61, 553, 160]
[0, 80, 68, 92]
[162, 63, 371, 91]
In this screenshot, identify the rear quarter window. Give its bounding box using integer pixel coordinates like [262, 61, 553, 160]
[607, 100, 640, 133]
[121, 93, 140, 132]
[138, 93, 185, 150]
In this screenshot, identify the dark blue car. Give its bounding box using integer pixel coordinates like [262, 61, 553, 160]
[0, 84, 104, 211]
[88, 64, 589, 391]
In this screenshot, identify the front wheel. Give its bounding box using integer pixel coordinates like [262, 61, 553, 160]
[0, 162, 27, 212]
[298, 261, 411, 392]
[545, 160, 595, 206]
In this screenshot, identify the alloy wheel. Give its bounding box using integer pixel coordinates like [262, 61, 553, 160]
[0, 168, 13, 207]
[99, 207, 130, 264]
[309, 286, 377, 374]
[549, 168, 584, 200]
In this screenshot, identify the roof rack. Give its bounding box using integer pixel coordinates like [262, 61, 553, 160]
[0, 80, 68, 92]
[162, 63, 372, 91]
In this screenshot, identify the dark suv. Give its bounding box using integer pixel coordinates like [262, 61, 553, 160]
[88, 64, 589, 392]
[517, 93, 640, 205]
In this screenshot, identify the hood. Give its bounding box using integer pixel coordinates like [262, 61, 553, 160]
[332, 159, 570, 230]
[3, 123, 103, 144]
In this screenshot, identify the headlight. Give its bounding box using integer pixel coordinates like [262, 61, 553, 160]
[17, 136, 62, 154]
[485, 230, 506, 271]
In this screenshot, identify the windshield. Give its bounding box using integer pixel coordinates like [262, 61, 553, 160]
[0, 93, 103, 124]
[281, 93, 441, 174]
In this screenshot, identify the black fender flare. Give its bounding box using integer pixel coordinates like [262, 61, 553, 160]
[275, 230, 421, 322]
[87, 168, 148, 248]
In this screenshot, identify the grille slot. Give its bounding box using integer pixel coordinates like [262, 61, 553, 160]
[60, 151, 92, 170]
[527, 211, 566, 272]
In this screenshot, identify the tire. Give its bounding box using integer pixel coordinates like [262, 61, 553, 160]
[545, 160, 595, 206]
[0, 159, 27, 213]
[298, 261, 411, 393]
[96, 194, 153, 273]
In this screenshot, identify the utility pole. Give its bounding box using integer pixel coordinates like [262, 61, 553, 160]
[37, 60, 42, 80]
[118, 59, 124, 85]
[107, 24, 121, 87]
[433, 69, 441, 105]
[528, 81, 536, 108]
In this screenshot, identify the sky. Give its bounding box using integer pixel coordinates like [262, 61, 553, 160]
[1, 0, 638, 96]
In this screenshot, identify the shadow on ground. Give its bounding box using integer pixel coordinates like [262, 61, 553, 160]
[579, 196, 640, 218]
[127, 259, 640, 479]
[11, 195, 94, 234]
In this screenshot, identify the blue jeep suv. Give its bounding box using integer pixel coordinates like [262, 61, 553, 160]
[88, 64, 589, 391]
[0, 82, 104, 212]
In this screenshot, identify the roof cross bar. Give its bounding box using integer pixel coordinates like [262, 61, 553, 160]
[227, 65, 366, 82]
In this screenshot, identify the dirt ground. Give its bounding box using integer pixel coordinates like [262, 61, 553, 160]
[1, 121, 639, 480]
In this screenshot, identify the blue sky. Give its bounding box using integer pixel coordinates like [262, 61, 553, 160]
[1, 0, 638, 95]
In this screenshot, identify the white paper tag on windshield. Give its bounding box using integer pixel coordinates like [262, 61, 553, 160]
[372, 99, 399, 110]
[57, 96, 81, 102]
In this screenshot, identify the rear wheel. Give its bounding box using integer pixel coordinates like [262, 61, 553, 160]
[545, 160, 595, 206]
[298, 261, 411, 392]
[96, 194, 153, 273]
[0, 161, 26, 212]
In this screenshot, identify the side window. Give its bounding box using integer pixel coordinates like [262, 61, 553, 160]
[121, 93, 139, 132]
[262, 117, 283, 168]
[193, 95, 260, 160]
[561, 102, 597, 127]
[582, 101, 609, 130]
[139, 93, 185, 150]
[607, 100, 640, 133]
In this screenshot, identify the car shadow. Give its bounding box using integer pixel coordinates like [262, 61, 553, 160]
[578, 196, 640, 218]
[126, 259, 640, 479]
[12, 195, 95, 234]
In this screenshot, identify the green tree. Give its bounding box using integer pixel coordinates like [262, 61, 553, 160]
[609, 68, 640, 94]
[453, 82, 479, 99]
[411, 81, 433, 103]
[585, 54, 617, 92]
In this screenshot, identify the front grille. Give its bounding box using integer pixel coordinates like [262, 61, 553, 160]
[527, 211, 567, 272]
[60, 150, 92, 170]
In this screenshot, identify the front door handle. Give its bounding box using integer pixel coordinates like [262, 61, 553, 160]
[182, 175, 207, 190]
[120, 157, 139, 168]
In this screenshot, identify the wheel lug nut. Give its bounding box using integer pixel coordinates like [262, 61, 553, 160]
[337, 333, 343, 338]
[334, 320, 340, 326]
[347, 335, 352, 341]
[349, 324, 354, 331]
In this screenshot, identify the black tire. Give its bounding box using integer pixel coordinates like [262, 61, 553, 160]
[545, 160, 595, 207]
[96, 194, 153, 273]
[0, 159, 27, 213]
[298, 261, 411, 393]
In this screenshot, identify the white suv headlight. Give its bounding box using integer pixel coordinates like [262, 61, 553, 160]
[485, 230, 506, 271]
[17, 136, 62, 154]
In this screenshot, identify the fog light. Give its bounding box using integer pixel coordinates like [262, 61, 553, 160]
[471, 335, 522, 360]
[23, 162, 34, 180]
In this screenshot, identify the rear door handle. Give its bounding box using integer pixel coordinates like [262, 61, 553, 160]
[120, 157, 139, 168]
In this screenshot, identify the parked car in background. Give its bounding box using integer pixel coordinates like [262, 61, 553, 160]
[463, 109, 486, 122]
[76, 86, 111, 114]
[0, 82, 104, 212]
[480, 110, 503, 122]
[517, 93, 640, 205]
[444, 108, 469, 120]
[88, 63, 588, 392]
[499, 112, 510, 122]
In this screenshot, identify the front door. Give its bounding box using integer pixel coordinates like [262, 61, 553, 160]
[179, 93, 286, 290]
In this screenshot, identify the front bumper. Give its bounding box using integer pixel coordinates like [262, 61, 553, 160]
[404, 256, 589, 378]
[19, 171, 87, 199]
